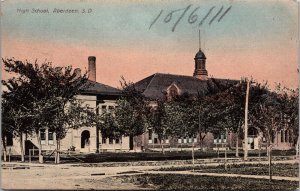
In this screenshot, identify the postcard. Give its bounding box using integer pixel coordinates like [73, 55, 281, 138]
[1, 0, 299, 190]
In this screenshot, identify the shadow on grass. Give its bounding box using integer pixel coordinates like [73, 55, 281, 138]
[119, 173, 298, 190]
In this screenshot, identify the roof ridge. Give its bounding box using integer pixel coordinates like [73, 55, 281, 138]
[156, 72, 202, 80]
[87, 80, 121, 91]
[144, 73, 158, 92]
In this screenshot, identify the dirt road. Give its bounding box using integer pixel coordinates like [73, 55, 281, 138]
[2, 159, 298, 190]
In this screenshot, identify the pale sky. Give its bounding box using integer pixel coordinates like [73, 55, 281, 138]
[1, 0, 298, 89]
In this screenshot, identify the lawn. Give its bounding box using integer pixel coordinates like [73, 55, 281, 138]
[119, 173, 299, 190]
[157, 163, 299, 177]
[4, 149, 296, 163]
[70, 149, 296, 163]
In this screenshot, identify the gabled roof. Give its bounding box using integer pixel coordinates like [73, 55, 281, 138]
[134, 73, 238, 100]
[80, 80, 121, 96]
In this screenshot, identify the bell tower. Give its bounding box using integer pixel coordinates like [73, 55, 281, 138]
[193, 30, 208, 80]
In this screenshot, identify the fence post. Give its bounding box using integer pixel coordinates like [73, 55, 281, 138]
[8, 148, 11, 163]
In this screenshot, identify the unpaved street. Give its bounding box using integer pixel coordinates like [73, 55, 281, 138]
[2, 159, 298, 190]
[2, 164, 157, 190]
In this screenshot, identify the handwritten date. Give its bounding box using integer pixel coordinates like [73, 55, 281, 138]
[149, 5, 232, 32]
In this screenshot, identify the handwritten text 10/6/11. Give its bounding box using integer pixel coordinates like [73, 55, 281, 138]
[149, 5, 232, 32]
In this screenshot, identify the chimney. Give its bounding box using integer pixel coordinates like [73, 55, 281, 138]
[88, 56, 96, 81]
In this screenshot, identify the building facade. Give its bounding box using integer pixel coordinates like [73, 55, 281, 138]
[3, 49, 294, 156]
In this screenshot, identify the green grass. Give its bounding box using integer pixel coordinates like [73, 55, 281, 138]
[4, 149, 296, 163]
[119, 174, 299, 190]
[76, 149, 296, 163]
[157, 163, 299, 177]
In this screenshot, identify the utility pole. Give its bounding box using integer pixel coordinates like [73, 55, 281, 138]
[244, 79, 250, 161]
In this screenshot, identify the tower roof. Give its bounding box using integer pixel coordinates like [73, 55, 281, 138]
[195, 49, 206, 59]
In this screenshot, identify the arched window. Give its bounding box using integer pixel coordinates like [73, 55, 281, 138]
[285, 130, 289, 143]
[81, 130, 90, 148]
[280, 130, 284, 143]
[6, 132, 13, 146]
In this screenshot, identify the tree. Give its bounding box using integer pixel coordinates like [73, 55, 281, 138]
[2, 76, 36, 162]
[48, 99, 97, 163]
[273, 84, 299, 158]
[146, 100, 179, 154]
[214, 80, 247, 157]
[98, 109, 124, 148]
[113, 77, 149, 151]
[249, 84, 283, 182]
[2, 58, 95, 163]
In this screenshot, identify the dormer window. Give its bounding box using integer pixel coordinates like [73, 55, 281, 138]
[167, 83, 180, 99]
[170, 89, 177, 97]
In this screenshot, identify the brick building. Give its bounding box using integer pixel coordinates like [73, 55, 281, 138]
[132, 48, 294, 152]
[3, 49, 294, 156]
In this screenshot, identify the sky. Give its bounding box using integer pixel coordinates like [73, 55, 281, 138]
[1, 0, 298, 89]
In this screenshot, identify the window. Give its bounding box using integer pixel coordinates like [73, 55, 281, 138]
[108, 106, 114, 110]
[214, 134, 226, 143]
[154, 138, 158, 144]
[148, 129, 153, 143]
[40, 129, 46, 145]
[115, 137, 121, 144]
[109, 138, 113, 144]
[48, 131, 54, 144]
[281, 131, 284, 143]
[271, 131, 275, 143]
[183, 138, 187, 143]
[40, 129, 46, 140]
[289, 131, 293, 143]
[170, 90, 177, 97]
[102, 138, 107, 144]
[165, 139, 169, 144]
[285, 131, 288, 143]
[6, 133, 13, 146]
[168, 85, 178, 98]
[178, 139, 182, 143]
[102, 105, 107, 112]
[148, 129, 153, 140]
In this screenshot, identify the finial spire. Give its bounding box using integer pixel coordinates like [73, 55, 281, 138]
[199, 29, 201, 50]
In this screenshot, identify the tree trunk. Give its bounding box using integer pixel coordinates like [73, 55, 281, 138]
[134, 136, 137, 152]
[217, 144, 219, 158]
[268, 144, 272, 182]
[96, 126, 99, 153]
[36, 131, 43, 163]
[181, 141, 183, 152]
[236, 129, 239, 157]
[20, 133, 25, 162]
[199, 134, 206, 151]
[296, 137, 299, 159]
[3, 150, 7, 162]
[120, 137, 123, 152]
[192, 141, 195, 172]
[160, 138, 165, 154]
[55, 139, 60, 164]
[229, 132, 232, 149]
[258, 138, 261, 160]
[225, 144, 227, 170]
[2, 137, 7, 162]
